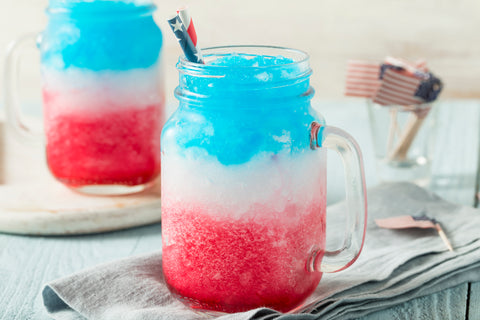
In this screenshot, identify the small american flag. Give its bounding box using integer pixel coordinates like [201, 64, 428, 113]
[375, 215, 453, 251]
[344, 57, 443, 106]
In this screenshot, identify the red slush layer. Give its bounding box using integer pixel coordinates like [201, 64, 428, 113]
[44, 99, 163, 187]
[162, 201, 325, 313]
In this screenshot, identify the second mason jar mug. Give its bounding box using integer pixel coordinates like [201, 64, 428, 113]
[161, 46, 368, 313]
[4, 0, 165, 195]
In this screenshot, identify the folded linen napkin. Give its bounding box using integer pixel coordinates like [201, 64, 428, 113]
[42, 182, 480, 320]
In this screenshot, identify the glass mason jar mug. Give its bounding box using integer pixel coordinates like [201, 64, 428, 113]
[4, 0, 165, 195]
[161, 46, 368, 313]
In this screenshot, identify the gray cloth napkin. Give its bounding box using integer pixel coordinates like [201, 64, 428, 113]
[42, 182, 480, 320]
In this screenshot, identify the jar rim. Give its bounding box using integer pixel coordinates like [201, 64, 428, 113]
[178, 45, 310, 75]
[175, 45, 314, 107]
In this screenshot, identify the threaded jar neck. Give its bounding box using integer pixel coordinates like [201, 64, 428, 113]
[175, 45, 314, 109]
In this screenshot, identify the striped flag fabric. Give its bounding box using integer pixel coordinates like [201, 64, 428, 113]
[372, 68, 424, 106]
[345, 60, 382, 98]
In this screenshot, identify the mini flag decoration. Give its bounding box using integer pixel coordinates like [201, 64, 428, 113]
[345, 57, 443, 106]
[167, 14, 203, 64]
[345, 57, 443, 161]
[373, 68, 424, 106]
[375, 215, 454, 251]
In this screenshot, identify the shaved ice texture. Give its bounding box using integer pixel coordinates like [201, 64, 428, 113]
[162, 51, 326, 312]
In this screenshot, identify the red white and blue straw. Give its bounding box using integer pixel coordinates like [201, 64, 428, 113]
[167, 14, 203, 64]
[177, 6, 203, 62]
[177, 7, 197, 46]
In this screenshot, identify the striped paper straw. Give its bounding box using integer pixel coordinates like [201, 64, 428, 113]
[177, 7, 197, 46]
[177, 6, 203, 61]
[167, 15, 203, 64]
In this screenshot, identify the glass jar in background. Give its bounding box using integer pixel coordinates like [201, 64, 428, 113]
[367, 100, 437, 187]
[4, 0, 165, 195]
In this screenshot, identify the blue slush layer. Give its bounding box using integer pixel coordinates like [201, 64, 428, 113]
[163, 54, 321, 165]
[180, 53, 311, 99]
[42, 0, 162, 71]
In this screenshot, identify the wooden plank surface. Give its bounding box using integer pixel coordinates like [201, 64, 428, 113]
[0, 224, 162, 320]
[469, 283, 480, 320]
[359, 283, 469, 320]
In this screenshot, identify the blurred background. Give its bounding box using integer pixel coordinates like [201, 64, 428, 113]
[0, 0, 479, 113]
[0, 0, 479, 204]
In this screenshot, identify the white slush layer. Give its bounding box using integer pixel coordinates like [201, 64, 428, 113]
[161, 149, 326, 221]
[42, 65, 164, 113]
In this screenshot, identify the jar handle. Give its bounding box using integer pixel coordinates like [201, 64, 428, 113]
[4, 33, 43, 145]
[309, 121, 367, 273]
